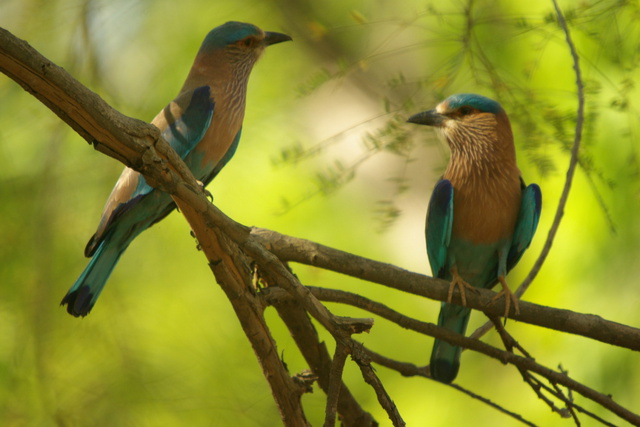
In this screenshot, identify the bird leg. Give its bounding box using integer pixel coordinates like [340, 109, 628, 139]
[448, 265, 479, 306]
[491, 276, 520, 317]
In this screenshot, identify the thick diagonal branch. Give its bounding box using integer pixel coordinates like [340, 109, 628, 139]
[0, 27, 311, 426]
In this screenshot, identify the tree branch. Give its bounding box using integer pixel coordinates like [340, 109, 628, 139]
[251, 228, 640, 352]
[268, 289, 377, 426]
[353, 344, 406, 427]
[324, 341, 348, 427]
[0, 26, 311, 426]
[264, 286, 640, 425]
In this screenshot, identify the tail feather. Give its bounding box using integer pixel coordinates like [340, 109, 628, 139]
[61, 240, 124, 317]
[430, 302, 471, 383]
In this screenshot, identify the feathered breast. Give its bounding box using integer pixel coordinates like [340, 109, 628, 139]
[443, 110, 523, 244]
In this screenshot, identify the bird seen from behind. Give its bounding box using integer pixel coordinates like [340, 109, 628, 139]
[61, 21, 292, 317]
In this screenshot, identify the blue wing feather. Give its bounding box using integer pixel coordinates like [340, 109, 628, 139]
[66, 88, 216, 314]
[131, 86, 215, 200]
[101, 86, 215, 233]
[426, 179, 464, 383]
[426, 179, 454, 278]
[163, 85, 215, 158]
[507, 183, 542, 271]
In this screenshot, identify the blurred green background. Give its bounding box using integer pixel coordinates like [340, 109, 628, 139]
[1, 0, 639, 425]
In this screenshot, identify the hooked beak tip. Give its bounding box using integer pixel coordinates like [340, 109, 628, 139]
[264, 31, 293, 46]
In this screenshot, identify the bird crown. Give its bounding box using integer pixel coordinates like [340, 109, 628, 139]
[443, 93, 503, 115]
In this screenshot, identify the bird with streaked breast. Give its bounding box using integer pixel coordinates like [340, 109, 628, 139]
[61, 22, 291, 317]
[408, 94, 541, 383]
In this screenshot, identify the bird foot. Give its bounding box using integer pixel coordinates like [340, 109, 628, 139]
[196, 180, 214, 202]
[491, 276, 520, 317]
[448, 266, 479, 306]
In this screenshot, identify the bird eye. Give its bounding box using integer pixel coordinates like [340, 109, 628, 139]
[241, 38, 254, 48]
[459, 106, 472, 116]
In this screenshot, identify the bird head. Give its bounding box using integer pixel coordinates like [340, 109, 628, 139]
[200, 21, 292, 57]
[407, 94, 514, 160]
[185, 22, 291, 91]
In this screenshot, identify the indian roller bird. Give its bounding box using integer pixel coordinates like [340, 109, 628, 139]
[407, 94, 541, 383]
[61, 22, 291, 317]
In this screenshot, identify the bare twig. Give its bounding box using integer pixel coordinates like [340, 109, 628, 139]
[324, 342, 348, 427]
[516, 0, 586, 296]
[267, 289, 377, 426]
[364, 347, 429, 377]
[269, 286, 535, 425]
[491, 317, 616, 426]
[268, 286, 640, 424]
[489, 317, 531, 358]
[352, 344, 406, 427]
[364, 347, 537, 426]
[252, 228, 640, 351]
[491, 318, 573, 419]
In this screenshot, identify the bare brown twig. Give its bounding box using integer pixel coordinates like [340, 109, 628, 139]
[263, 285, 640, 425]
[324, 342, 348, 427]
[252, 228, 640, 351]
[491, 318, 617, 427]
[268, 289, 377, 426]
[346, 342, 406, 427]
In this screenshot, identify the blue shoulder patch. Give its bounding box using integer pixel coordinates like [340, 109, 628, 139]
[109, 86, 215, 228]
[201, 21, 261, 50]
[445, 93, 503, 114]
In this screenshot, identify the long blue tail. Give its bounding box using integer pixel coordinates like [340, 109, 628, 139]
[61, 239, 125, 317]
[430, 302, 471, 383]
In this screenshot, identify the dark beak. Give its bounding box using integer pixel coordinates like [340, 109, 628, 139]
[407, 110, 445, 127]
[264, 31, 293, 46]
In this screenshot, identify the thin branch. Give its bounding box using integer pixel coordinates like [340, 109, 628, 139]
[268, 285, 531, 424]
[489, 316, 531, 358]
[365, 347, 538, 426]
[253, 263, 400, 425]
[549, 374, 616, 426]
[491, 318, 573, 419]
[491, 318, 616, 426]
[269, 286, 640, 424]
[515, 0, 586, 297]
[267, 288, 378, 426]
[352, 344, 406, 427]
[324, 342, 348, 427]
[448, 383, 539, 427]
[252, 228, 640, 351]
[363, 347, 428, 377]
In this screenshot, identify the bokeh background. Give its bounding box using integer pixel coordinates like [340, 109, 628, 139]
[1, 0, 639, 425]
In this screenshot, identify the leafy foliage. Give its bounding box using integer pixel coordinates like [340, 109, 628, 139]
[279, 0, 640, 234]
